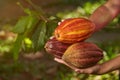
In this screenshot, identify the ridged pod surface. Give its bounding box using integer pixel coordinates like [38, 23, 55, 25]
[62, 42, 103, 68]
[54, 18, 95, 43]
[44, 36, 71, 59]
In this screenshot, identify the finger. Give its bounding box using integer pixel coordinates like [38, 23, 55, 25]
[75, 68, 85, 73]
[63, 62, 78, 70]
[54, 58, 65, 64]
[54, 58, 78, 70]
[75, 69, 93, 74]
[75, 64, 100, 74]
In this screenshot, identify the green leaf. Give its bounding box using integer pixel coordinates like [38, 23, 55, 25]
[46, 20, 58, 39]
[12, 16, 30, 34]
[13, 10, 39, 35]
[23, 9, 40, 29]
[27, 15, 39, 29]
[31, 21, 47, 51]
[24, 15, 39, 37]
[11, 35, 25, 61]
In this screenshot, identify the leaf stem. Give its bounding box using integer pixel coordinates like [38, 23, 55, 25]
[25, 0, 48, 22]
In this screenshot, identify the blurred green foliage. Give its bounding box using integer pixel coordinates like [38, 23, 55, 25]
[0, 0, 120, 80]
[0, 0, 119, 60]
[63, 0, 105, 6]
[0, 41, 119, 80]
[57, 0, 120, 30]
[10, 1, 59, 60]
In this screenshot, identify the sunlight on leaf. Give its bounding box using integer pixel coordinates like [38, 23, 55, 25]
[24, 38, 32, 45]
[83, 2, 101, 15]
[31, 21, 47, 51]
[12, 16, 30, 34]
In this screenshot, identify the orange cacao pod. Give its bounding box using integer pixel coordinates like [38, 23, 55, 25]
[54, 18, 95, 43]
[44, 36, 71, 59]
[62, 42, 103, 68]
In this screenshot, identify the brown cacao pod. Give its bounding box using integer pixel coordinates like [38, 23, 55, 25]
[54, 18, 95, 43]
[44, 36, 71, 59]
[62, 42, 103, 68]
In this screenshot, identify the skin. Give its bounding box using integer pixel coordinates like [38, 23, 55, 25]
[89, 0, 120, 31]
[54, 0, 120, 75]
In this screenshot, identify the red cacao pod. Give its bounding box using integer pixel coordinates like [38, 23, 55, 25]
[54, 18, 95, 43]
[44, 36, 71, 59]
[62, 42, 103, 68]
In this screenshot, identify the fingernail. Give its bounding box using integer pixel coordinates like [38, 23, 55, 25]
[50, 36, 54, 39]
[54, 58, 57, 61]
[58, 22, 61, 25]
[61, 19, 65, 22]
[75, 69, 79, 72]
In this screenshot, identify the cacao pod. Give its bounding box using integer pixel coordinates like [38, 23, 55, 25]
[54, 18, 95, 43]
[44, 36, 71, 59]
[62, 42, 103, 68]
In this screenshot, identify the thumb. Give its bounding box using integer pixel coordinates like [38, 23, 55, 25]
[54, 58, 78, 70]
[54, 58, 65, 64]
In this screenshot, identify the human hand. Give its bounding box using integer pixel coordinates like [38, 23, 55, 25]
[54, 0, 120, 75]
[55, 55, 120, 75]
[89, 0, 120, 32]
[54, 58, 103, 75]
